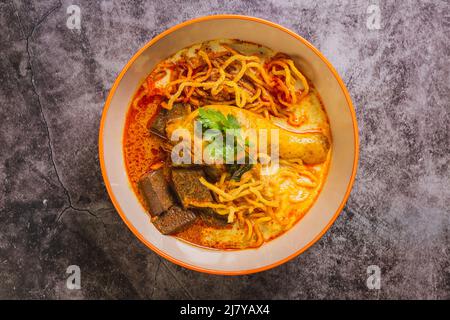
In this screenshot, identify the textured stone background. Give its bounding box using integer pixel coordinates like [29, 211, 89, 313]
[0, 0, 449, 299]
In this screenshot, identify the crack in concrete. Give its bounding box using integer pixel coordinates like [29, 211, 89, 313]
[150, 258, 162, 299]
[55, 205, 97, 222]
[160, 259, 195, 299]
[10, 1, 101, 222]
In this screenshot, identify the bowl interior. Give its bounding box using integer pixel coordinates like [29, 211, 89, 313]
[100, 17, 357, 274]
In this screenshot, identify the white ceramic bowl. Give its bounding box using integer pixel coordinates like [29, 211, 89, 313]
[99, 15, 358, 275]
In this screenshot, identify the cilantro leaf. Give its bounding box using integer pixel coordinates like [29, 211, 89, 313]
[225, 114, 240, 129]
[229, 163, 253, 181]
[198, 107, 252, 178]
[198, 108, 241, 132]
[198, 108, 227, 130]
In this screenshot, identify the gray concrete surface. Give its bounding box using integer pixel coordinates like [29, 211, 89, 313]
[0, 0, 449, 299]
